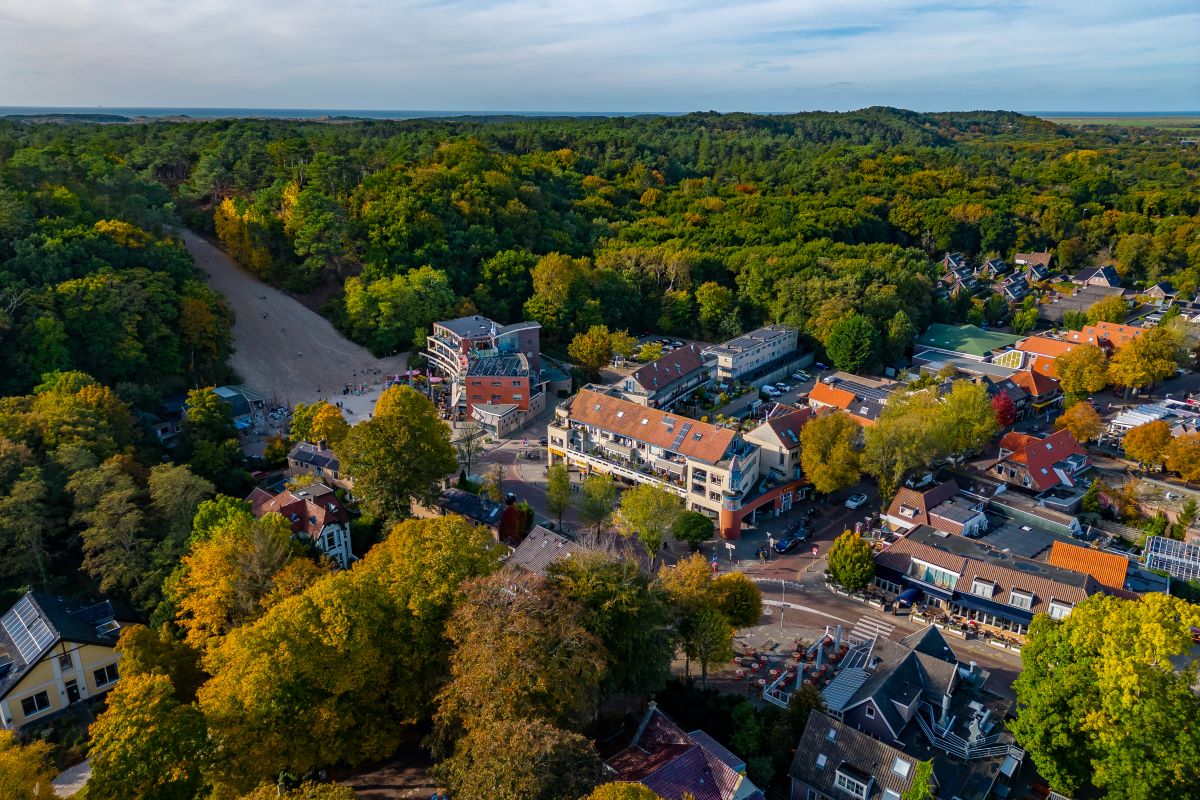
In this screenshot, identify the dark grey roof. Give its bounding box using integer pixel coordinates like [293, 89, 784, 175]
[509, 526, 586, 575]
[0, 592, 136, 701]
[790, 712, 921, 800]
[436, 488, 503, 526]
[438, 315, 497, 338]
[905, 526, 1093, 590]
[289, 441, 340, 470]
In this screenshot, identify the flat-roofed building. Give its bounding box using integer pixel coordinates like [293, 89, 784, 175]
[704, 325, 799, 381]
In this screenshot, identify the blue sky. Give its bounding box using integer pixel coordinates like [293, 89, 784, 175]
[0, 0, 1197, 112]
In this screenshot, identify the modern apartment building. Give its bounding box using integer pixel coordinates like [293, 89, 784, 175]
[547, 387, 809, 538]
[425, 315, 551, 434]
[703, 325, 799, 382]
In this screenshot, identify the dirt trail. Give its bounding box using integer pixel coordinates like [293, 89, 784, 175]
[181, 231, 407, 419]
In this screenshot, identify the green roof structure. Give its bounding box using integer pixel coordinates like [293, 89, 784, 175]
[916, 323, 1021, 359]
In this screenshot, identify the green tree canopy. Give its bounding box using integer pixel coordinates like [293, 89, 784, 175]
[1010, 594, 1200, 799]
[799, 411, 862, 495]
[825, 313, 880, 373]
[827, 530, 875, 592]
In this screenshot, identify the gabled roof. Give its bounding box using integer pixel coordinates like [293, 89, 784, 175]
[1148, 281, 1178, 297]
[629, 344, 708, 394]
[886, 479, 961, 529]
[1010, 369, 1060, 398]
[808, 381, 856, 410]
[1014, 251, 1053, 268]
[1016, 335, 1080, 360]
[508, 526, 586, 575]
[789, 712, 921, 800]
[1073, 265, 1121, 287]
[288, 441, 339, 470]
[567, 388, 736, 464]
[433, 488, 504, 527]
[0, 592, 136, 701]
[606, 705, 758, 800]
[1048, 541, 1130, 591]
[753, 406, 812, 449]
[1067, 322, 1143, 349]
[996, 428, 1088, 490]
[247, 483, 349, 541]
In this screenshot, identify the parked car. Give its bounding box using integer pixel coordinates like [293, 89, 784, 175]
[775, 382, 791, 392]
[763, 386, 781, 397]
[844, 493, 868, 510]
[814, 361, 829, 370]
[774, 529, 809, 553]
[792, 371, 810, 382]
[538, 437, 548, 446]
[672, 341, 685, 348]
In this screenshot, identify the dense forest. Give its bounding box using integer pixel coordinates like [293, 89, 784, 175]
[3, 109, 1197, 363]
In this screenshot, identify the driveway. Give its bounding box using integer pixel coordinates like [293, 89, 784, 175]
[181, 230, 407, 420]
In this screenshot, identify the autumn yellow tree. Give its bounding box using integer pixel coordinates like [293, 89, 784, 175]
[87, 673, 209, 800]
[586, 784, 661, 800]
[199, 516, 500, 795]
[0, 730, 55, 800]
[433, 569, 604, 744]
[237, 783, 357, 800]
[1055, 401, 1103, 442]
[167, 512, 326, 651]
[1122, 420, 1173, 468]
[1165, 433, 1200, 482]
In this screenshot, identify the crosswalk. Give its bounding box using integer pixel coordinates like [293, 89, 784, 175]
[849, 615, 895, 644]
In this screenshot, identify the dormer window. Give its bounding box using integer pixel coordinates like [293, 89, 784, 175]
[1048, 599, 1073, 620]
[971, 578, 994, 598]
[834, 770, 869, 799]
[1009, 589, 1034, 611]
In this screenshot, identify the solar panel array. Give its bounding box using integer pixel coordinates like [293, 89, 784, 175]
[1145, 535, 1200, 581]
[1, 596, 55, 663]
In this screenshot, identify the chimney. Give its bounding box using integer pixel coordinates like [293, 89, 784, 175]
[318, 438, 328, 451]
[939, 693, 952, 727]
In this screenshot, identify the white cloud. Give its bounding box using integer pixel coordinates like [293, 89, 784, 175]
[0, 0, 1195, 110]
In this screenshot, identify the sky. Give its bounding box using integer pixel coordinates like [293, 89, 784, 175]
[0, 0, 1197, 113]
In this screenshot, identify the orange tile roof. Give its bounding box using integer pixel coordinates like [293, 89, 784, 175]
[1031, 358, 1059, 379]
[1048, 541, 1129, 591]
[1017, 336, 1080, 359]
[1067, 322, 1144, 349]
[808, 381, 856, 410]
[568, 388, 736, 464]
[1011, 369, 1060, 398]
[998, 431, 1039, 462]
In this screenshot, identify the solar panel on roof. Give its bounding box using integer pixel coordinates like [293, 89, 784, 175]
[670, 422, 693, 451]
[1, 596, 55, 664]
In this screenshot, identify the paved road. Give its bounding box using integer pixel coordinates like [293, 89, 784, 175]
[181, 230, 407, 418]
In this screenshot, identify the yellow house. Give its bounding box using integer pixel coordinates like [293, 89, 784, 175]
[0, 592, 135, 730]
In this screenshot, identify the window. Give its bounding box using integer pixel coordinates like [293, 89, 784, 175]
[865, 705, 875, 719]
[512, 380, 521, 387]
[971, 578, 994, 598]
[834, 771, 867, 798]
[21, 691, 50, 717]
[1009, 589, 1034, 611]
[826, 727, 837, 742]
[883, 790, 902, 800]
[1048, 601, 1073, 620]
[816, 754, 827, 768]
[491, 381, 501, 387]
[94, 663, 119, 687]
[513, 394, 523, 400]
[891, 757, 911, 778]
[58, 652, 73, 671]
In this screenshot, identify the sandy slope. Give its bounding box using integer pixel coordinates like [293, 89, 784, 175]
[180, 231, 407, 418]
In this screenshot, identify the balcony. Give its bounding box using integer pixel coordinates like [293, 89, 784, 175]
[563, 445, 687, 495]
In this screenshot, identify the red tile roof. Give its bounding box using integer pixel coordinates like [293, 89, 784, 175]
[1017, 336, 1080, 360]
[997, 429, 1088, 490]
[247, 483, 349, 541]
[1048, 541, 1129, 590]
[569, 388, 735, 464]
[886, 480, 960, 529]
[606, 707, 748, 800]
